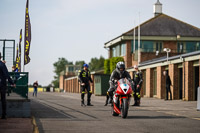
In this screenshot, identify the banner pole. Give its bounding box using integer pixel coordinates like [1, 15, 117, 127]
[23, 63, 25, 72]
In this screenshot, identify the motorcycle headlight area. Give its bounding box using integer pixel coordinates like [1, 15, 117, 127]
[120, 84, 130, 94]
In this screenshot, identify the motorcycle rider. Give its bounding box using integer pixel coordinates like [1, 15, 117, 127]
[132, 65, 143, 106]
[78, 64, 93, 106]
[107, 61, 134, 103]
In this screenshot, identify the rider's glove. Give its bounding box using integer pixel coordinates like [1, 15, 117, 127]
[114, 80, 118, 84]
[132, 92, 134, 97]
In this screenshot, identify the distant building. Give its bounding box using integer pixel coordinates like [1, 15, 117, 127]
[104, 0, 200, 101]
[59, 65, 81, 90]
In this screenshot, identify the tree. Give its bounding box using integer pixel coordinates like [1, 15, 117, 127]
[53, 58, 73, 76]
[75, 60, 85, 69]
[89, 56, 105, 71]
[52, 58, 73, 88]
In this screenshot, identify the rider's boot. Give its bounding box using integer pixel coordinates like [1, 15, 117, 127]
[87, 100, 94, 106]
[81, 100, 86, 106]
[104, 95, 109, 106]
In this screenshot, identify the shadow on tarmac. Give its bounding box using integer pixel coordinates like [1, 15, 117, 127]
[31, 100, 73, 119]
[126, 115, 185, 119]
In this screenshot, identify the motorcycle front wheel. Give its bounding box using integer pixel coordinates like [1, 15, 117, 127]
[121, 98, 128, 118]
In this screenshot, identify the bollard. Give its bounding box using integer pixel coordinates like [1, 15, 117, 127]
[197, 87, 200, 111]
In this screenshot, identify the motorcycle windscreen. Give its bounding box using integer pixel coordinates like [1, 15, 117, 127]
[118, 78, 130, 94]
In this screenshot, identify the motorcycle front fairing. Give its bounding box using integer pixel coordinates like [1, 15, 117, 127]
[115, 78, 132, 96]
[113, 78, 132, 114]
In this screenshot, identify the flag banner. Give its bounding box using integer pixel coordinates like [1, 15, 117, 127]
[16, 43, 19, 70]
[18, 29, 22, 71]
[24, 0, 31, 65]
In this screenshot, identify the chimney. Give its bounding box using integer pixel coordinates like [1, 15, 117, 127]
[154, 0, 162, 17]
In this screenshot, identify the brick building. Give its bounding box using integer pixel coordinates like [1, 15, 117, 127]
[127, 51, 200, 101]
[104, 0, 200, 101]
[62, 70, 105, 94]
[59, 65, 81, 90]
[61, 1, 199, 101]
[104, 1, 200, 68]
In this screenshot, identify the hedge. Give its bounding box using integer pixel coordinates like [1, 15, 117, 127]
[104, 59, 110, 74]
[104, 57, 124, 74]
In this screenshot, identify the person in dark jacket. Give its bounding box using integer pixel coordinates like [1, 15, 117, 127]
[12, 65, 20, 84]
[163, 71, 172, 100]
[132, 65, 143, 106]
[0, 52, 15, 119]
[33, 81, 38, 97]
[107, 61, 134, 103]
[78, 64, 93, 106]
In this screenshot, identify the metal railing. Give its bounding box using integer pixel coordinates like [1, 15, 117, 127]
[7, 72, 29, 99]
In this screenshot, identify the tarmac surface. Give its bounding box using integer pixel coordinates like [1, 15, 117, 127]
[0, 92, 33, 133]
[30, 92, 200, 133]
[0, 118, 33, 133]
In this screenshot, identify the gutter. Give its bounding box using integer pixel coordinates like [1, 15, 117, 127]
[139, 51, 200, 67]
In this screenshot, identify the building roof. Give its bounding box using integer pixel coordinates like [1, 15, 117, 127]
[138, 50, 200, 67]
[105, 14, 200, 46]
[155, 0, 162, 5]
[124, 14, 200, 37]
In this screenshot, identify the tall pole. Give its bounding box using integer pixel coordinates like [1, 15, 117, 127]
[13, 40, 15, 66]
[23, 41, 25, 72]
[138, 12, 141, 65]
[133, 20, 135, 53]
[3, 40, 5, 60]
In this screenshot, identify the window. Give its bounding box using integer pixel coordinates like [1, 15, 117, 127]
[177, 42, 184, 53]
[196, 42, 200, 51]
[112, 47, 116, 57]
[178, 42, 200, 53]
[132, 41, 162, 53]
[120, 43, 126, 56]
[116, 45, 120, 57]
[68, 67, 74, 72]
[131, 40, 138, 53]
[112, 44, 123, 57]
[141, 41, 154, 52]
[156, 42, 162, 52]
[186, 42, 196, 53]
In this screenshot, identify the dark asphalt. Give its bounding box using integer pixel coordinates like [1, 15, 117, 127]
[30, 92, 200, 133]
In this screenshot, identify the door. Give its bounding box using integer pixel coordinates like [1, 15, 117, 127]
[153, 69, 157, 96]
[178, 68, 183, 99]
[142, 70, 146, 96]
[194, 66, 199, 101]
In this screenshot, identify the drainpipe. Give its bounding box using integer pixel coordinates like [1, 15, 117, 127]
[180, 55, 185, 100]
[138, 12, 141, 65]
[183, 58, 185, 100]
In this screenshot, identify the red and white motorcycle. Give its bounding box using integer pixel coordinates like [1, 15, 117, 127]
[111, 78, 133, 118]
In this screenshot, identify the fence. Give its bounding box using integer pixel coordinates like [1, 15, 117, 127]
[8, 72, 29, 99]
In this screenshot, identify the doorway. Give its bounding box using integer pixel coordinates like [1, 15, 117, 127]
[153, 69, 157, 96]
[142, 70, 146, 96]
[194, 66, 199, 101]
[178, 68, 183, 99]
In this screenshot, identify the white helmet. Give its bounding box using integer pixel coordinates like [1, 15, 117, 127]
[134, 65, 138, 69]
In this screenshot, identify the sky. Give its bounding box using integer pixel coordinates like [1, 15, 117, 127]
[0, 0, 200, 86]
